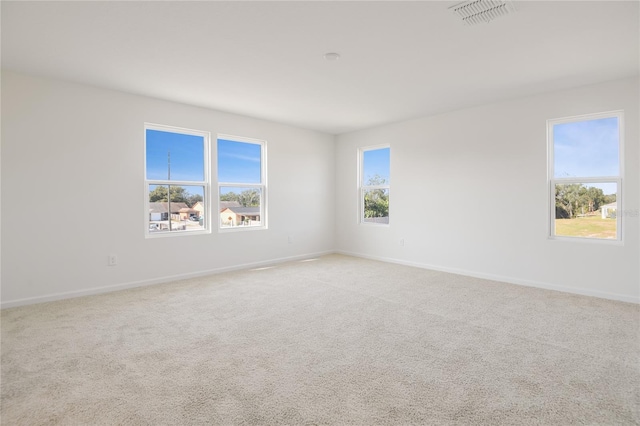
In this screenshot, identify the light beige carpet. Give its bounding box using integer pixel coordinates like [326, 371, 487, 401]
[1, 254, 639, 425]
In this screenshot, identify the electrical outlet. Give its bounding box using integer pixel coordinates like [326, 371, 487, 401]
[288, 236, 294, 244]
[108, 254, 117, 266]
[400, 239, 405, 247]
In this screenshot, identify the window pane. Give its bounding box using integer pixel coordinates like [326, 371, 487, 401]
[553, 117, 619, 178]
[554, 182, 617, 239]
[363, 188, 389, 224]
[217, 139, 262, 184]
[148, 185, 205, 232]
[146, 129, 205, 181]
[363, 147, 390, 184]
[219, 186, 262, 228]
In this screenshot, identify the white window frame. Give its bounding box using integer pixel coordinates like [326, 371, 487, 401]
[359, 144, 390, 226]
[217, 134, 267, 232]
[144, 123, 211, 238]
[547, 110, 624, 242]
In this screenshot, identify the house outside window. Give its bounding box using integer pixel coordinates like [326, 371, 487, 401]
[547, 111, 623, 241]
[360, 145, 390, 224]
[217, 135, 266, 230]
[145, 123, 210, 236]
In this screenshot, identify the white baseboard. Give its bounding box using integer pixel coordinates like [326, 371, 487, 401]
[335, 250, 640, 305]
[1, 250, 334, 309]
[4, 249, 637, 308]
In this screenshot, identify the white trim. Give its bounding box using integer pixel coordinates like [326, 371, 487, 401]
[0, 251, 334, 309]
[546, 110, 623, 242]
[547, 110, 625, 127]
[144, 123, 211, 238]
[335, 250, 640, 305]
[358, 145, 390, 225]
[216, 135, 267, 231]
[217, 133, 265, 146]
[4, 250, 637, 308]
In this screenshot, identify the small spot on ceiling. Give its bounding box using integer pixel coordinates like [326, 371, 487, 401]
[324, 52, 341, 61]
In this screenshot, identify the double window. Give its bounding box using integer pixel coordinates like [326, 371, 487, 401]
[145, 124, 210, 235]
[547, 111, 623, 241]
[145, 125, 266, 236]
[217, 136, 266, 229]
[359, 146, 390, 224]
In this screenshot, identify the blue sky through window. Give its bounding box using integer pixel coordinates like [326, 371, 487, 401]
[146, 129, 204, 181]
[553, 117, 619, 179]
[363, 147, 390, 184]
[217, 139, 262, 184]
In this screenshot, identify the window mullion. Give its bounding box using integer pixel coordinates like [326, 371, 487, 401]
[145, 123, 210, 237]
[217, 136, 266, 230]
[547, 111, 622, 242]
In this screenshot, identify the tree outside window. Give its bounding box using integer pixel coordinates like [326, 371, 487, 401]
[360, 146, 390, 224]
[145, 124, 210, 235]
[548, 112, 622, 241]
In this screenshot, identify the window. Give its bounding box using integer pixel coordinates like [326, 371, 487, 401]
[547, 111, 623, 241]
[217, 135, 266, 230]
[360, 146, 390, 224]
[145, 124, 210, 236]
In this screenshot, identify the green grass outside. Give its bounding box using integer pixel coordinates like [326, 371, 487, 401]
[555, 215, 616, 239]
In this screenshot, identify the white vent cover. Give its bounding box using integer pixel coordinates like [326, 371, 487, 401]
[450, 0, 516, 26]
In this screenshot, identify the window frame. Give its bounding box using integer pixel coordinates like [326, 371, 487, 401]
[358, 144, 391, 226]
[144, 123, 211, 238]
[547, 110, 624, 243]
[217, 134, 267, 232]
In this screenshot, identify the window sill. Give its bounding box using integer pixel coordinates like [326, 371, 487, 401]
[548, 235, 623, 246]
[218, 225, 268, 233]
[146, 229, 211, 238]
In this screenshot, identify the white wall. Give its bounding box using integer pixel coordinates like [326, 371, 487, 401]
[2, 72, 638, 307]
[335, 77, 639, 303]
[1, 71, 336, 307]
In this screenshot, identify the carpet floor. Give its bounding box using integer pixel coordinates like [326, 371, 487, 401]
[1, 254, 639, 425]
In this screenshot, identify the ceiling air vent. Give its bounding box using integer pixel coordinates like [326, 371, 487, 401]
[450, 0, 516, 26]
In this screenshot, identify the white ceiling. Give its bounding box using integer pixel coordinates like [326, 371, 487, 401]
[2, 1, 638, 135]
